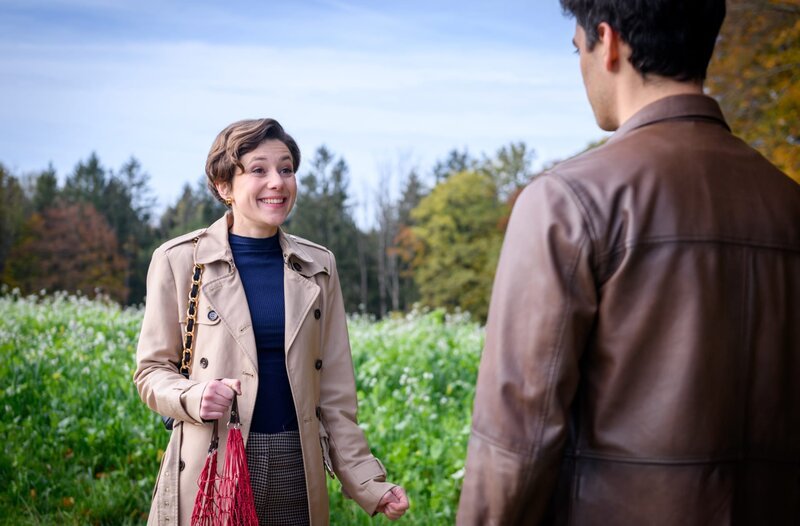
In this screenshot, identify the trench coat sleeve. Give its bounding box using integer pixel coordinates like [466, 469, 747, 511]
[134, 246, 206, 425]
[457, 175, 598, 525]
[319, 252, 396, 515]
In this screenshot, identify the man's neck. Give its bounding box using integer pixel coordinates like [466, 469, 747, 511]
[616, 77, 703, 127]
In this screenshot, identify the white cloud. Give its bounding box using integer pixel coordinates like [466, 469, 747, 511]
[0, 3, 601, 225]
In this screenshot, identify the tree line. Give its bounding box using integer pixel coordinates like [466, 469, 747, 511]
[0, 0, 795, 320]
[0, 141, 535, 322]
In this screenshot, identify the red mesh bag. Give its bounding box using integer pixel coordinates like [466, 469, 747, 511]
[191, 397, 257, 526]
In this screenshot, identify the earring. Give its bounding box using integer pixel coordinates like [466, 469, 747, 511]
[224, 197, 233, 206]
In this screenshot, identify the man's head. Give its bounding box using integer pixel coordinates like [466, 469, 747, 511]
[560, 0, 725, 81]
[561, 0, 726, 130]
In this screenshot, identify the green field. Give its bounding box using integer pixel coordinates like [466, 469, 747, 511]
[0, 291, 482, 525]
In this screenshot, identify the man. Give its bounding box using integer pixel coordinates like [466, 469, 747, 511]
[457, 1, 800, 524]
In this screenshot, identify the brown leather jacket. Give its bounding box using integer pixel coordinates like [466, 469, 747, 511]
[457, 95, 800, 525]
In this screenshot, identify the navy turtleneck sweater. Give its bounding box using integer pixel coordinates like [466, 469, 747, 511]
[228, 232, 298, 434]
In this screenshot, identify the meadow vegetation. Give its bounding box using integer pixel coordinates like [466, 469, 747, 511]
[0, 291, 482, 525]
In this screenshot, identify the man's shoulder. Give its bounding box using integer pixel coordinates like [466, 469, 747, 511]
[543, 139, 614, 184]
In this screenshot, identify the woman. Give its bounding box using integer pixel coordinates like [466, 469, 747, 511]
[135, 118, 409, 525]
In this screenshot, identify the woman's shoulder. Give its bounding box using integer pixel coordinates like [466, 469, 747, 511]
[285, 233, 330, 254]
[153, 227, 207, 258]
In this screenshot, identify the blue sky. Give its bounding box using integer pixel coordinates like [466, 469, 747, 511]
[0, 0, 602, 220]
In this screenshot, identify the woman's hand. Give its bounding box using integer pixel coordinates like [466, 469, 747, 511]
[199, 378, 241, 421]
[376, 485, 409, 520]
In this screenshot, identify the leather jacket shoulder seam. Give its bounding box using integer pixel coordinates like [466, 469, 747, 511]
[548, 173, 601, 268]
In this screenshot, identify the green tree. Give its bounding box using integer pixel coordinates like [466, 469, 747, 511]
[479, 141, 537, 200]
[31, 164, 58, 212]
[0, 165, 29, 278]
[62, 153, 106, 206]
[62, 154, 157, 303]
[391, 169, 428, 310]
[110, 158, 157, 304]
[410, 170, 506, 321]
[287, 146, 362, 311]
[397, 169, 428, 227]
[158, 178, 227, 241]
[432, 148, 476, 183]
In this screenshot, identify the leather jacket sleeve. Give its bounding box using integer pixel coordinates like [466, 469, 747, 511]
[457, 175, 598, 525]
[318, 251, 395, 514]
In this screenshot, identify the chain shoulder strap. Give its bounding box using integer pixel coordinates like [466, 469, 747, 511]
[179, 238, 204, 379]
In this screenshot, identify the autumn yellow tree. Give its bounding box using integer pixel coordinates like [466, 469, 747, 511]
[707, 0, 800, 182]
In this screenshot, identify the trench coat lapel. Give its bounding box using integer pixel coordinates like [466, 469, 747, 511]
[192, 214, 325, 369]
[280, 231, 323, 353]
[202, 271, 259, 372]
[284, 269, 319, 353]
[195, 214, 259, 372]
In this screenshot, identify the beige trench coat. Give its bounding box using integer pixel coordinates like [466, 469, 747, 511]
[134, 213, 395, 525]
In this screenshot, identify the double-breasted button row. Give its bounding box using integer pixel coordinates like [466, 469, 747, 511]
[199, 357, 208, 369]
[315, 359, 323, 370]
[207, 310, 218, 321]
[314, 309, 321, 319]
[293, 262, 302, 272]
[315, 406, 321, 419]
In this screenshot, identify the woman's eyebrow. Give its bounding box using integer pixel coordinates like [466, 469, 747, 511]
[247, 155, 293, 163]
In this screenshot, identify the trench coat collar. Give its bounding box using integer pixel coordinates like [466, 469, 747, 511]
[193, 212, 325, 373]
[194, 212, 327, 277]
[609, 94, 730, 145]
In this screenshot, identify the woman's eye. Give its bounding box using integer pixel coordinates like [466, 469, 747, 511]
[251, 167, 265, 174]
[280, 167, 294, 176]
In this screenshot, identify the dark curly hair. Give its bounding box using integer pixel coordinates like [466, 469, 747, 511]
[560, 0, 725, 82]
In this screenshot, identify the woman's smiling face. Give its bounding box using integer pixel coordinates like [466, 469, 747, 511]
[217, 139, 298, 238]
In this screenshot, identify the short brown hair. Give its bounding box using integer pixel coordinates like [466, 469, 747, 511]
[205, 118, 301, 204]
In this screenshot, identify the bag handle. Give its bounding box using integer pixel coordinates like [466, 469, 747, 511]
[179, 238, 204, 379]
[207, 420, 219, 452]
[205, 396, 239, 451]
[228, 396, 241, 428]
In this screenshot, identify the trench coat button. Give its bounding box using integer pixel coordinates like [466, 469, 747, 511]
[315, 359, 323, 370]
[293, 262, 302, 271]
[199, 357, 208, 368]
[179, 460, 185, 471]
[315, 406, 321, 419]
[314, 309, 321, 320]
[207, 310, 218, 321]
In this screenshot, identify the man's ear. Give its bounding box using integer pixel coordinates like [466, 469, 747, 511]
[596, 22, 622, 72]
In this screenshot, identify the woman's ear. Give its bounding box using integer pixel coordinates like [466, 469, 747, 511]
[216, 182, 231, 202]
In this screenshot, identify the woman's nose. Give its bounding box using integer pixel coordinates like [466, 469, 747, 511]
[266, 170, 285, 188]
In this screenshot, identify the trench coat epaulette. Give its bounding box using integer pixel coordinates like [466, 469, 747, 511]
[156, 227, 207, 254]
[286, 234, 333, 274]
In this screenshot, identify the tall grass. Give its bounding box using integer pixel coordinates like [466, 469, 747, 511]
[0, 292, 482, 525]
